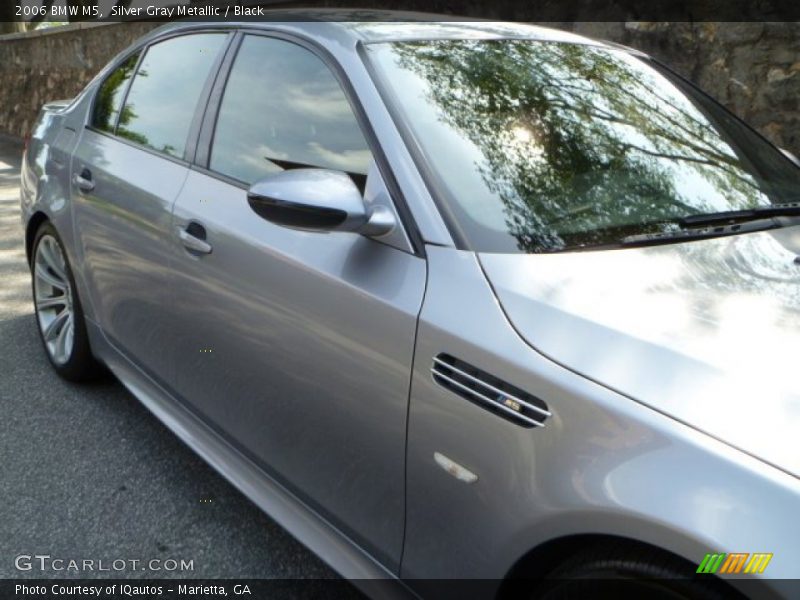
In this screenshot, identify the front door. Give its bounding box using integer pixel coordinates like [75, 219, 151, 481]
[167, 34, 426, 571]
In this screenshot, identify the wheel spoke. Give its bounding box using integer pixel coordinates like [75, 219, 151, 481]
[34, 235, 76, 365]
[35, 263, 66, 292]
[40, 239, 67, 281]
[43, 309, 69, 342]
[36, 295, 67, 310]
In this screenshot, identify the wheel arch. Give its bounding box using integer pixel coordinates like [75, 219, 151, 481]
[498, 533, 757, 599]
[25, 210, 50, 266]
[501, 533, 693, 581]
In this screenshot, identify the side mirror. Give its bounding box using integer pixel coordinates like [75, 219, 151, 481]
[247, 169, 395, 237]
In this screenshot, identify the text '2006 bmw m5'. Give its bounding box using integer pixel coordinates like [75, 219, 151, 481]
[20, 14, 800, 599]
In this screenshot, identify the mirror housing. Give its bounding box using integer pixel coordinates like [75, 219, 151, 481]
[247, 169, 395, 237]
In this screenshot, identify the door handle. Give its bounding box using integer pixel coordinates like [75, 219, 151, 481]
[73, 168, 94, 192]
[178, 223, 212, 255]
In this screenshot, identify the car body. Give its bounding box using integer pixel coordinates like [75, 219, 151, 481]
[19, 13, 800, 599]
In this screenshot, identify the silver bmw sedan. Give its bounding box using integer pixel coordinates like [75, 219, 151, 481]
[19, 15, 800, 599]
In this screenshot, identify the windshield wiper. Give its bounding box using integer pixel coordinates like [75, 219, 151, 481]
[621, 217, 790, 248]
[621, 203, 800, 248]
[679, 202, 800, 226]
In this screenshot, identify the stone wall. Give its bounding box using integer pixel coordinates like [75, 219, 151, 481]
[0, 20, 797, 153]
[0, 22, 158, 138]
[566, 22, 800, 153]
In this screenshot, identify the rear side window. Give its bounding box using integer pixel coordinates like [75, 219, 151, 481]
[210, 35, 372, 186]
[117, 34, 227, 158]
[92, 51, 140, 133]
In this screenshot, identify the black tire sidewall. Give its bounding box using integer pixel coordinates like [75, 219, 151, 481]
[535, 543, 740, 600]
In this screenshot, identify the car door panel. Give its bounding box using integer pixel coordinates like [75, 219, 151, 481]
[70, 32, 229, 385]
[71, 130, 187, 385]
[169, 169, 425, 570]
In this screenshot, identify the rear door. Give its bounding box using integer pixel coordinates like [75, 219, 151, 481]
[71, 32, 229, 383]
[168, 33, 426, 571]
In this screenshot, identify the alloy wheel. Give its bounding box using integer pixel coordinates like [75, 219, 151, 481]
[33, 234, 74, 365]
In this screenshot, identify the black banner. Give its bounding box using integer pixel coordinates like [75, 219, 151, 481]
[2, 578, 797, 600]
[4, 580, 367, 600]
[2, 0, 800, 24]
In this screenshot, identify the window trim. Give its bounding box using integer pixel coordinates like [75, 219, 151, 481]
[183, 31, 238, 164]
[194, 27, 426, 257]
[86, 28, 235, 165]
[358, 41, 472, 252]
[193, 30, 244, 169]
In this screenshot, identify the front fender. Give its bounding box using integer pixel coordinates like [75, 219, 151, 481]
[402, 246, 799, 600]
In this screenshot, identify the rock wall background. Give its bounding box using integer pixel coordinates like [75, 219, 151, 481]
[0, 21, 797, 153]
[568, 22, 800, 153]
[0, 22, 157, 139]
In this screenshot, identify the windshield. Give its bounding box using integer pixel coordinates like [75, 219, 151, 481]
[365, 39, 800, 253]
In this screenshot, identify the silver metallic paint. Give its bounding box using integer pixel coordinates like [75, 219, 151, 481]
[19, 17, 799, 597]
[404, 247, 798, 595]
[70, 129, 184, 386]
[247, 167, 396, 236]
[169, 167, 426, 570]
[479, 227, 800, 479]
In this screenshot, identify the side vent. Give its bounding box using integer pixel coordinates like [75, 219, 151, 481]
[431, 354, 550, 428]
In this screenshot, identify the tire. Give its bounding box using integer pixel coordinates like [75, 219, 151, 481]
[31, 222, 103, 382]
[534, 542, 739, 600]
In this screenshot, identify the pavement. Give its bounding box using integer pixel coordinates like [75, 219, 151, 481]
[0, 135, 349, 586]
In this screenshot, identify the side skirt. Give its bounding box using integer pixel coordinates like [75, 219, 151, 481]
[85, 319, 416, 600]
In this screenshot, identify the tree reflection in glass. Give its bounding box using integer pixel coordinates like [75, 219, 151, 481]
[367, 40, 799, 253]
[115, 34, 227, 158]
[92, 52, 140, 134]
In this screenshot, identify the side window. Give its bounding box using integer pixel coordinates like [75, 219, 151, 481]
[92, 51, 140, 133]
[210, 35, 372, 187]
[117, 34, 227, 158]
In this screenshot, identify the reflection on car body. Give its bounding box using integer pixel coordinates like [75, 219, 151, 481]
[20, 13, 800, 599]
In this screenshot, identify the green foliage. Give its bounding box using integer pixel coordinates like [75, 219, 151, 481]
[391, 40, 771, 252]
[93, 53, 139, 133]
